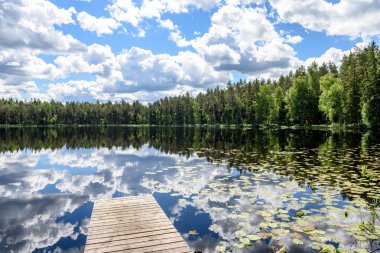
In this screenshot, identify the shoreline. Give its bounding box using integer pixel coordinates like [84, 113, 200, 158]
[0, 123, 365, 132]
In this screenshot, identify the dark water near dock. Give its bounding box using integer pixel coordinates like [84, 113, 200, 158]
[0, 126, 379, 253]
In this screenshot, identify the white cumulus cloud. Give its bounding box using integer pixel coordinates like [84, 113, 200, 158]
[192, 5, 300, 77]
[270, 0, 380, 39]
[77, 11, 120, 36]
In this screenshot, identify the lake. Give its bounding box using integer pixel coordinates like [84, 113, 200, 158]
[0, 126, 379, 253]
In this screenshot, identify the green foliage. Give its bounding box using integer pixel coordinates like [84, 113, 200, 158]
[340, 42, 380, 128]
[271, 86, 286, 124]
[361, 102, 370, 126]
[286, 76, 317, 125]
[319, 75, 344, 123]
[270, 85, 285, 124]
[307, 62, 320, 97]
[255, 84, 273, 124]
[363, 80, 380, 129]
[340, 53, 361, 124]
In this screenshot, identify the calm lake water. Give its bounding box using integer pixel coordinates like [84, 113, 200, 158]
[0, 127, 379, 253]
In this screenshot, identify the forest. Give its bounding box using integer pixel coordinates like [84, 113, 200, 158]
[0, 42, 379, 129]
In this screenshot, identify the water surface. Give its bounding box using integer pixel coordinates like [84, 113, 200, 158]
[0, 127, 379, 253]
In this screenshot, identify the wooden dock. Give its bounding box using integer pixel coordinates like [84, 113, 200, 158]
[84, 195, 192, 253]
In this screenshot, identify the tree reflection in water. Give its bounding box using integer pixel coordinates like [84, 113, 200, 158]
[0, 126, 379, 252]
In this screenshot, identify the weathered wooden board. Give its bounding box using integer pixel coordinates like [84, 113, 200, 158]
[85, 196, 192, 253]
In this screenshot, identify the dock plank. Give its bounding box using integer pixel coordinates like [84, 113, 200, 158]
[86, 228, 178, 245]
[87, 220, 173, 236]
[89, 214, 169, 227]
[85, 195, 192, 253]
[86, 225, 175, 240]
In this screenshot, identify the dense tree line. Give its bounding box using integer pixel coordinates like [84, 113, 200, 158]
[0, 43, 379, 128]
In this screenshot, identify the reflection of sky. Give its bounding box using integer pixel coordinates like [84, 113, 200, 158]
[0, 145, 378, 253]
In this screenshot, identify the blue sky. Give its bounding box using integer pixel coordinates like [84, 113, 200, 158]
[0, 0, 379, 102]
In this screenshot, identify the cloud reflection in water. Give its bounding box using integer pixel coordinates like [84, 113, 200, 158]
[0, 128, 379, 253]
